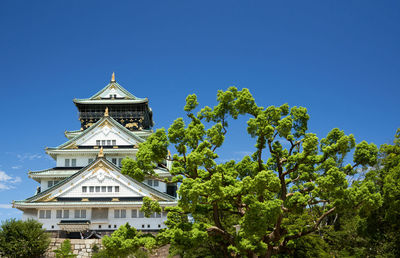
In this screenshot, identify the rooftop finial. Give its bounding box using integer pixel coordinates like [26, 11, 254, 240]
[104, 107, 109, 117]
[98, 147, 104, 158]
[111, 72, 116, 82]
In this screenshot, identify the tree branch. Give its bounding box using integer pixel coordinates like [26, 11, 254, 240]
[283, 207, 336, 242]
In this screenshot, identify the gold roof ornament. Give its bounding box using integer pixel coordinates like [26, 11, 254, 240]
[111, 72, 116, 82]
[98, 147, 104, 158]
[104, 107, 109, 117]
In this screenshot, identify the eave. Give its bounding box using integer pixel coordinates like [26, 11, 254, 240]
[45, 148, 138, 159]
[28, 168, 80, 182]
[53, 116, 146, 151]
[13, 201, 177, 209]
[73, 99, 148, 105]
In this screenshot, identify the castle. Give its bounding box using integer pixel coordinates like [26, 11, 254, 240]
[13, 73, 177, 238]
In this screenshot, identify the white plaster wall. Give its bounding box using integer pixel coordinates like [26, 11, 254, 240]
[60, 174, 143, 198]
[78, 128, 134, 146]
[55, 155, 135, 167]
[22, 209, 37, 221]
[144, 180, 167, 193]
[41, 179, 63, 191]
[99, 87, 126, 99]
[34, 208, 168, 231]
[56, 155, 96, 167]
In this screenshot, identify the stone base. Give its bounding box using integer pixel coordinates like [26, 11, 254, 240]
[45, 238, 102, 258]
[45, 238, 173, 258]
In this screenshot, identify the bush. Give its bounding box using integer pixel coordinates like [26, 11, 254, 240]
[53, 239, 77, 258]
[0, 219, 50, 258]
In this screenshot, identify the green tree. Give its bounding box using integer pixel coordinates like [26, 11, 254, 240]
[354, 128, 400, 256]
[122, 87, 380, 257]
[94, 223, 155, 258]
[0, 219, 50, 258]
[53, 239, 76, 258]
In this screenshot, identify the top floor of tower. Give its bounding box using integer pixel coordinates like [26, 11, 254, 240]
[73, 73, 154, 131]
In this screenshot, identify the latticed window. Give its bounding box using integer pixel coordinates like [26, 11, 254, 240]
[75, 209, 86, 218]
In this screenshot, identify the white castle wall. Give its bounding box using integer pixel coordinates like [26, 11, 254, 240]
[28, 208, 168, 231]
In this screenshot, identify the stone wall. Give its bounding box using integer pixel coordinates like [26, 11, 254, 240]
[45, 238, 102, 258]
[45, 238, 172, 258]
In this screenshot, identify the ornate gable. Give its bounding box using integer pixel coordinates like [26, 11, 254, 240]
[56, 116, 144, 150]
[25, 157, 175, 203]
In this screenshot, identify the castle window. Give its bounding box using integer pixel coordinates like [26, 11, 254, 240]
[158, 224, 161, 228]
[131, 209, 137, 218]
[139, 211, 144, 218]
[115, 186, 119, 192]
[75, 209, 86, 218]
[107, 186, 112, 192]
[147, 180, 153, 186]
[39, 210, 51, 219]
[114, 209, 125, 218]
[95, 186, 100, 192]
[65, 159, 70, 167]
[89, 186, 94, 192]
[102, 140, 106, 146]
[96, 140, 100, 146]
[147, 224, 150, 228]
[88, 158, 93, 164]
[48, 181, 53, 188]
[112, 140, 116, 145]
[56, 210, 69, 219]
[156, 212, 161, 218]
[153, 180, 159, 187]
[118, 158, 123, 167]
[112, 158, 117, 165]
[107, 140, 111, 145]
[71, 159, 76, 167]
[82, 186, 87, 193]
[101, 186, 106, 192]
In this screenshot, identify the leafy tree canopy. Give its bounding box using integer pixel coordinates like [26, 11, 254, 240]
[0, 219, 50, 258]
[94, 223, 155, 258]
[122, 87, 381, 257]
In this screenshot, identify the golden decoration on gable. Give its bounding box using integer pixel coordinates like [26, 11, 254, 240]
[66, 143, 78, 149]
[98, 147, 104, 158]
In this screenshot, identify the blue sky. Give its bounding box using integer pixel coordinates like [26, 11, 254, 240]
[0, 1, 399, 220]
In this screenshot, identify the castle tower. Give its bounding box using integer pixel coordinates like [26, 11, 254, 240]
[13, 74, 176, 238]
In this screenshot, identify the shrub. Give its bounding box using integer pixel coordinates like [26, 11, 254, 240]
[0, 219, 50, 258]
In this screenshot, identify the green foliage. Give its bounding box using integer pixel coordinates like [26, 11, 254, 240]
[121, 87, 381, 257]
[53, 239, 76, 258]
[357, 128, 400, 256]
[0, 219, 50, 258]
[141, 196, 162, 217]
[96, 223, 155, 258]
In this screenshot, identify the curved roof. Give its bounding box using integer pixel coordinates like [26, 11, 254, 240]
[73, 76, 148, 105]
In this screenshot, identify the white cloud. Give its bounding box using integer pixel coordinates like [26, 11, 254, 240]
[0, 171, 12, 181]
[11, 165, 22, 170]
[0, 171, 22, 190]
[16, 153, 43, 162]
[0, 204, 12, 209]
[234, 151, 253, 156]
